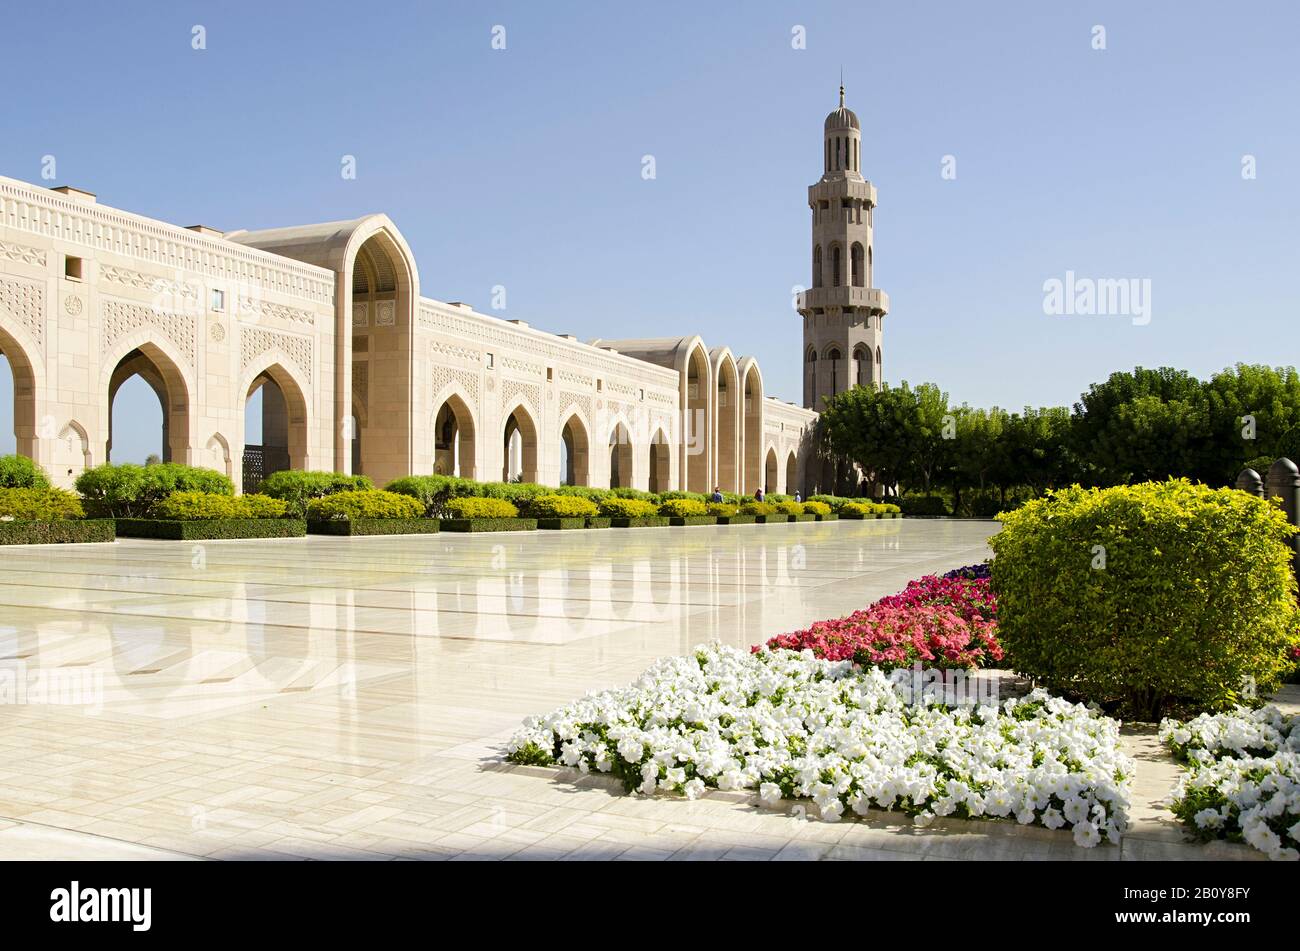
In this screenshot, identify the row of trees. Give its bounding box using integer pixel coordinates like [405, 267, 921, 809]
[819, 364, 1300, 506]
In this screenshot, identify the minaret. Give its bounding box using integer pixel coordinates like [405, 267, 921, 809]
[797, 84, 890, 409]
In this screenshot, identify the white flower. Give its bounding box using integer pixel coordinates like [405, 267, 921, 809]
[1041, 807, 1065, 830]
[1072, 822, 1102, 848]
[683, 778, 706, 800]
[760, 782, 783, 805]
[1193, 809, 1223, 830]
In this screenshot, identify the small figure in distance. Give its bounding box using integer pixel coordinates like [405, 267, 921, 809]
[754, 487, 765, 502]
[711, 486, 724, 503]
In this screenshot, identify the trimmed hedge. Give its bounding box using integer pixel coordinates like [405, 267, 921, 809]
[306, 490, 424, 521]
[897, 495, 948, 517]
[755, 513, 793, 523]
[439, 517, 537, 533]
[716, 514, 757, 525]
[308, 517, 439, 536]
[609, 516, 670, 528]
[445, 497, 519, 519]
[659, 498, 708, 518]
[989, 479, 1300, 719]
[585, 517, 612, 529]
[740, 501, 775, 516]
[0, 519, 115, 545]
[598, 497, 659, 519]
[775, 500, 805, 516]
[77, 463, 234, 517]
[536, 517, 588, 530]
[525, 494, 599, 519]
[152, 491, 289, 520]
[667, 515, 717, 526]
[706, 502, 737, 518]
[115, 518, 307, 540]
[259, 471, 373, 516]
[0, 487, 85, 520]
[0, 454, 50, 489]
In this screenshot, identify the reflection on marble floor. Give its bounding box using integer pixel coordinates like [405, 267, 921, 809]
[0, 520, 1021, 860]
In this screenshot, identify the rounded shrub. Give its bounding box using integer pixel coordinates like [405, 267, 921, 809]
[525, 494, 599, 519]
[706, 502, 737, 517]
[77, 463, 234, 517]
[740, 501, 775, 516]
[808, 494, 849, 512]
[659, 498, 708, 518]
[238, 494, 291, 518]
[445, 496, 518, 519]
[0, 487, 85, 520]
[151, 491, 290, 520]
[0, 454, 51, 489]
[552, 485, 612, 504]
[897, 495, 948, 517]
[259, 470, 373, 515]
[384, 475, 470, 517]
[307, 489, 423, 521]
[598, 497, 658, 518]
[607, 487, 656, 501]
[989, 479, 1300, 719]
[775, 500, 805, 516]
[803, 500, 832, 517]
[658, 490, 707, 504]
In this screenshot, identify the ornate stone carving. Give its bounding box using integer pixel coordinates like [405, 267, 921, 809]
[559, 392, 593, 424]
[210, 322, 226, 343]
[431, 365, 480, 409]
[502, 356, 543, 376]
[353, 302, 368, 328]
[0, 240, 46, 267]
[501, 379, 540, 417]
[238, 296, 316, 326]
[240, 326, 313, 383]
[353, 362, 368, 409]
[99, 265, 200, 305]
[375, 301, 396, 327]
[431, 340, 481, 364]
[101, 298, 195, 366]
[63, 295, 83, 317]
[0, 276, 44, 351]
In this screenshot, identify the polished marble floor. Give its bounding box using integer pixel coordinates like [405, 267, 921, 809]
[0, 520, 1267, 860]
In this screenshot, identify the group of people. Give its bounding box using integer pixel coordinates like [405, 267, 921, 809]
[709, 486, 801, 504]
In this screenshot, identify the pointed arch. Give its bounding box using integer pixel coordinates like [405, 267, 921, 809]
[431, 386, 478, 479]
[679, 337, 712, 493]
[739, 357, 764, 494]
[608, 414, 635, 489]
[647, 426, 671, 494]
[785, 450, 799, 497]
[238, 357, 312, 489]
[50, 419, 91, 484]
[711, 348, 740, 494]
[764, 445, 779, 495]
[559, 407, 592, 486]
[99, 331, 195, 465]
[205, 431, 233, 480]
[0, 311, 44, 463]
[502, 398, 539, 483]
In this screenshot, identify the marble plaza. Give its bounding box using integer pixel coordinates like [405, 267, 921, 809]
[0, 520, 1279, 861]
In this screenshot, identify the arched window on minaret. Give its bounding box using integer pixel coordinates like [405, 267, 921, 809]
[806, 347, 817, 405]
[831, 245, 842, 286]
[868, 245, 873, 285]
[813, 245, 823, 288]
[827, 347, 841, 394]
[854, 345, 870, 387]
[851, 243, 865, 287]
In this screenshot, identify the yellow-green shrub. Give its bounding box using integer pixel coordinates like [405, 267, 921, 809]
[659, 498, 708, 518]
[740, 501, 775, 516]
[445, 496, 519, 519]
[775, 500, 805, 516]
[706, 502, 737, 517]
[989, 479, 1300, 719]
[0, 487, 85, 520]
[841, 501, 877, 517]
[803, 500, 831, 516]
[307, 490, 422, 520]
[525, 494, 599, 519]
[598, 497, 659, 518]
[152, 491, 290, 520]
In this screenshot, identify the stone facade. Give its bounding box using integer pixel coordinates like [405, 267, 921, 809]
[0, 97, 878, 497]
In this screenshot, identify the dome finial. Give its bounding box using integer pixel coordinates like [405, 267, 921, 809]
[839, 68, 845, 107]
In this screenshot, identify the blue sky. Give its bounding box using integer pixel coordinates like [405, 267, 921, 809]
[2, 1, 1298, 461]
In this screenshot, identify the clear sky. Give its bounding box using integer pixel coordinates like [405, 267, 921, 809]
[2, 1, 1297, 461]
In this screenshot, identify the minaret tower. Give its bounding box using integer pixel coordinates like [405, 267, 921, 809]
[797, 84, 890, 409]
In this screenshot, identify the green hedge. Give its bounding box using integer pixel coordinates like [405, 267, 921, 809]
[152, 491, 289, 520]
[525, 494, 600, 519]
[0, 519, 115, 545]
[115, 518, 307, 540]
[989, 480, 1300, 719]
[0, 454, 50, 489]
[599, 497, 659, 519]
[445, 497, 519, 519]
[716, 514, 757, 525]
[667, 515, 717, 526]
[897, 495, 948, 517]
[439, 517, 537, 533]
[77, 463, 234, 517]
[258, 471, 373, 516]
[609, 516, 670, 528]
[659, 498, 708, 518]
[585, 517, 612, 529]
[306, 490, 424, 521]
[307, 518, 439, 536]
[536, 517, 588, 530]
[755, 513, 793, 523]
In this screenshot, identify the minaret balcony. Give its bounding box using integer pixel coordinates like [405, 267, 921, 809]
[797, 286, 889, 315]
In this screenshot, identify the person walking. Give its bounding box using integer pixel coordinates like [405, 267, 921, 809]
[754, 487, 765, 503]
[710, 486, 724, 503]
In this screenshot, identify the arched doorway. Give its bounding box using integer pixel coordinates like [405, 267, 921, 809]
[785, 452, 798, 496]
[765, 447, 778, 494]
[433, 394, 476, 478]
[502, 405, 538, 483]
[648, 428, 670, 494]
[242, 364, 309, 492]
[106, 344, 190, 465]
[560, 413, 590, 486]
[714, 352, 739, 493]
[0, 324, 38, 462]
[609, 421, 633, 489]
[741, 361, 763, 494]
[684, 344, 710, 492]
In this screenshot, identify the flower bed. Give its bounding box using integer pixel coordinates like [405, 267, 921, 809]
[1161, 706, 1300, 861]
[761, 568, 1000, 670]
[508, 644, 1131, 847]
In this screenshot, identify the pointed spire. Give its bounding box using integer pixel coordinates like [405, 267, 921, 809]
[839, 68, 845, 107]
